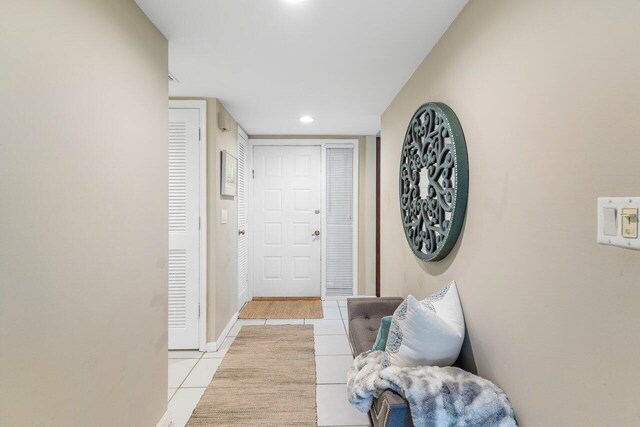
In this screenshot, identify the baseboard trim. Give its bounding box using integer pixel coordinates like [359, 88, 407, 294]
[206, 311, 239, 352]
[253, 297, 321, 301]
[155, 409, 172, 427]
[206, 341, 218, 352]
[323, 295, 376, 301]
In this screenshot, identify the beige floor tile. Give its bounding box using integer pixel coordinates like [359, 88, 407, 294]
[168, 358, 198, 388]
[182, 358, 223, 388]
[316, 355, 354, 384]
[315, 334, 352, 356]
[306, 319, 347, 335]
[168, 388, 206, 427]
[316, 384, 371, 426]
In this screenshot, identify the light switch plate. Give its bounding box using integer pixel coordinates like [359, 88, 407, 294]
[221, 208, 228, 224]
[597, 197, 640, 250]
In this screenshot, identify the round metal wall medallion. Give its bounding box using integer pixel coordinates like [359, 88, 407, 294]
[399, 102, 469, 261]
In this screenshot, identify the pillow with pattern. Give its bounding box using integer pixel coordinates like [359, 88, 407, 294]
[383, 281, 465, 368]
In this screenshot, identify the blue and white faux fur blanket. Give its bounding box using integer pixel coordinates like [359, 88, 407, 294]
[347, 351, 518, 427]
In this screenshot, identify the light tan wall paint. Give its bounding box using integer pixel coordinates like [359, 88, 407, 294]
[0, 1, 168, 426]
[380, 0, 640, 425]
[212, 101, 240, 339]
[250, 135, 377, 296]
[203, 99, 219, 342]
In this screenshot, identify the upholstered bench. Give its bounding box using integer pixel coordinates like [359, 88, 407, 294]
[347, 297, 413, 427]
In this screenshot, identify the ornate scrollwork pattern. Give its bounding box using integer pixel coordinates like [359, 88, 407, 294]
[399, 103, 468, 261]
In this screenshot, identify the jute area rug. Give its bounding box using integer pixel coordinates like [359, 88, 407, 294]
[186, 325, 317, 426]
[239, 298, 323, 319]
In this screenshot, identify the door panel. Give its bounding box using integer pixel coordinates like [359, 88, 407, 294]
[325, 146, 355, 297]
[168, 108, 200, 349]
[253, 146, 321, 297]
[238, 131, 249, 307]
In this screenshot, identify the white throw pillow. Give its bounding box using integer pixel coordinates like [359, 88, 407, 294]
[383, 281, 465, 368]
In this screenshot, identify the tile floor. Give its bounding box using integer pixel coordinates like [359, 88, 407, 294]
[167, 299, 371, 427]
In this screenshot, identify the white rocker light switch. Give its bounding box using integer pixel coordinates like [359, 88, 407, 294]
[603, 207, 617, 236]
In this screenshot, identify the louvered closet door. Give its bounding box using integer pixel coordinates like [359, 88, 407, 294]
[237, 130, 249, 307]
[326, 147, 355, 297]
[168, 108, 200, 349]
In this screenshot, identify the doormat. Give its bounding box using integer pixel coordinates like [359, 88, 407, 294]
[239, 298, 323, 319]
[187, 325, 317, 426]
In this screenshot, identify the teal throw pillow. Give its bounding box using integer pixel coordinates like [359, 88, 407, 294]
[372, 316, 393, 351]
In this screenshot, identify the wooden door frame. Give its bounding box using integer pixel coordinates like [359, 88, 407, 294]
[168, 100, 207, 351]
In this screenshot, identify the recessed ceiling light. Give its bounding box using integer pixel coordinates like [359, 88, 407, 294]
[299, 115, 315, 123]
[285, 0, 307, 3]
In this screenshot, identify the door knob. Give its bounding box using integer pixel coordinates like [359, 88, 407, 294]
[238, 229, 246, 235]
[312, 230, 320, 237]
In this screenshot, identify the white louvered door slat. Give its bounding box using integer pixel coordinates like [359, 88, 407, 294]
[326, 147, 354, 297]
[237, 131, 249, 307]
[168, 108, 200, 349]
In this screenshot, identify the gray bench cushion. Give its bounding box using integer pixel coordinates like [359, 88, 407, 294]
[347, 297, 404, 355]
[349, 316, 382, 355]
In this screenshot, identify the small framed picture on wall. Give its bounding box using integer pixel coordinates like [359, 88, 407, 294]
[220, 150, 237, 197]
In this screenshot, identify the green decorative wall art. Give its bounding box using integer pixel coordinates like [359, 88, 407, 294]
[399, 102, 469, 261]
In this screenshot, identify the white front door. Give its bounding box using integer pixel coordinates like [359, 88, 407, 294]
[168, 108, 200, 349]
[237, 129, 250, 307]
[253, 145, 322, 297]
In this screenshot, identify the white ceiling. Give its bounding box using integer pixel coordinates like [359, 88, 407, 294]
[135, 0, 467, 135]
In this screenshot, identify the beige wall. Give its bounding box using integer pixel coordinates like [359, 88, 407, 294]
[380, 0, 640, 425]
[203, 98, 220, 342]
[212, 101, 240, 339]
[250, 135, 377, 296]
[0, 1, 168, 426]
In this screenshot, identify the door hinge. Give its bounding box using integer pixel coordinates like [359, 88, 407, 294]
[198, 304, 201, 317]
[252, 169, 255, 179]
[198, 216, 201, 230]
[198, 128, 201, 141]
